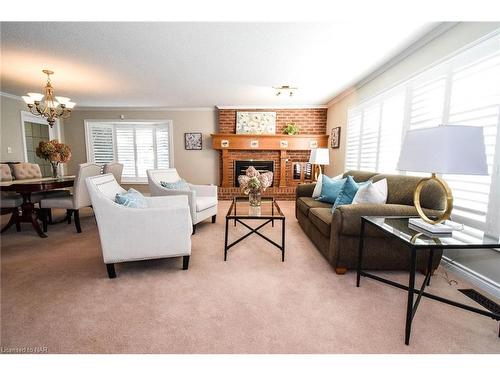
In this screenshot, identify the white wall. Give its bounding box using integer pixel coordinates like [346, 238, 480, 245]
[325, 22, 500, 176]
[63, 108, 218, 185]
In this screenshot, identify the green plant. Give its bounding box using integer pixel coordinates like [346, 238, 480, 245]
[282, 123, 299, 135]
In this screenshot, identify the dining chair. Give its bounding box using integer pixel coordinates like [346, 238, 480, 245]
[40, 163, 101, 233]
[0, 164, 22, 233]
[147, 168, 217, 234]
[86, 173, 192, 278]
[103, 162, 124, 184]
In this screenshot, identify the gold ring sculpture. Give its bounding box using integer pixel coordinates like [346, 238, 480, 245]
[414, 173, 453, 225]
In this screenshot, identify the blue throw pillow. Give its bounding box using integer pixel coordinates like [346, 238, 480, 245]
[332, 176, 369, 212]
[160, 179, 190, 191]
[316, 176, 347, 204]
[115, 188, 148, 208]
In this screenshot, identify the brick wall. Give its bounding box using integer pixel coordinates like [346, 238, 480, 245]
[217, 108, 327, 200]
[218, 108, 327, 135]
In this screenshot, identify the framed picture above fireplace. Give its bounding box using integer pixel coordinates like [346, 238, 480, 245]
[185, 132, 202, 150]
[236, 112, 276, 134]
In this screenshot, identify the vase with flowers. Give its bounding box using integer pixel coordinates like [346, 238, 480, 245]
[237, 166, 273, 207]
[36, 140, 72, 179]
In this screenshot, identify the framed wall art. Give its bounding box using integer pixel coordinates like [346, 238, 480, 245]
[236, 112, 276, 134]
[331, 127, 341, 149]
[185, 132, 202, 150]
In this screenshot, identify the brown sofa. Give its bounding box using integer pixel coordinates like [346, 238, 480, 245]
[296, 170, 446, 274]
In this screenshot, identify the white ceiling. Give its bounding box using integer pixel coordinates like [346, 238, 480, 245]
[1, 22, 437, 108]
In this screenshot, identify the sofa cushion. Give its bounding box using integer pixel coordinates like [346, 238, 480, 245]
[316, 175, 346, 203]
[297, 197, 332, 217]
[332, 203, 443, 237]
[114, 188, 148, 209]
[308, 208, 333, 238]
[196, 196, 217, 212]
[332, 176, 369, 211]
[372, 174, 446, 210]
[343, 170, 378, 183]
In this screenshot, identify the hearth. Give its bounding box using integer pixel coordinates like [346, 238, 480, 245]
[234, 160, 274, 187]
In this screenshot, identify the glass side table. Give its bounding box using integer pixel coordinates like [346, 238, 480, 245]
[356, 216, 500, 345]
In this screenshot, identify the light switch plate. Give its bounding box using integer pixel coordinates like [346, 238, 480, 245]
[7, 147, 12, 154]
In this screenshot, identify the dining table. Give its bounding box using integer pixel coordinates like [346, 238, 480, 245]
[0, 176, 75, 238]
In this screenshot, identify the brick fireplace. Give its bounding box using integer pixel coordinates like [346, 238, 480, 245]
[214, 107, 328, 200]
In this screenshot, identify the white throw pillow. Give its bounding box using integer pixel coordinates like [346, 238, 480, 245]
[352, 178, 388, 205]
[312, 173, 342, 198]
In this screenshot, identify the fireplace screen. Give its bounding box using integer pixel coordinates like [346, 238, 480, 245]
[234, 160, 274, 187]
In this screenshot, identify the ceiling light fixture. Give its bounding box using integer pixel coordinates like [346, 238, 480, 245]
[22, 69, 75, 128]
[274, 85, 297, 97]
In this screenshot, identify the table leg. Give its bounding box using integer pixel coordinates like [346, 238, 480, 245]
[281, 218, 285, 262]
[426, 249, 435, 286]
[0, 208, 20, 233]
[224, 217, 229, 261]
[21, 193, 47, 238]
[356, 218, 366, 287]
[405, 247, 417, 345]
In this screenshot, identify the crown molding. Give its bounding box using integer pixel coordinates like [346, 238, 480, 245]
[216, 105, 328, 110]
[75, 106, 215, 112]
[326, 22, 459, 107]
[0, 91, 23, 101]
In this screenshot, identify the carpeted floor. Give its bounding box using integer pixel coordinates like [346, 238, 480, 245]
[1, 201, 499, 353]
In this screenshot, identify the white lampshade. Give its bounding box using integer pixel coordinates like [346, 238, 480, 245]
[309, 148, 330, 165]
[28, 92, 44, 101]
[22, 96, 34, 105]
[397, 125, 488, 175]
[55, 96, 71, 105]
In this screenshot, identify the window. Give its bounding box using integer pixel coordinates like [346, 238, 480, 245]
[345, 31, 500, 237]
[85, 121, 173, 182]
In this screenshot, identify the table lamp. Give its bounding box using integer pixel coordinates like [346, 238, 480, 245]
[309, 148, 330, 180]
[397, 125, 488, 226]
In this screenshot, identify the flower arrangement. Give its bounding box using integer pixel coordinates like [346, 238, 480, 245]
[282, 122, 299, 135]
[36, 140, 72, 178]
[238, 166, 273, 206]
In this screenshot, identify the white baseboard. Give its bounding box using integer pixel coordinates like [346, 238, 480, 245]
[441, 256, 500, 300]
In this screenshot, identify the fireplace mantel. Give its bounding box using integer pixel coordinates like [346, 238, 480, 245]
[210, 133, 328, 150]
[212, 133, 329, 188]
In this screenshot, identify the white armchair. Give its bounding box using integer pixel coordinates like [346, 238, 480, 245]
[147, 168, 218, 234]
[86, 173, 192, 278]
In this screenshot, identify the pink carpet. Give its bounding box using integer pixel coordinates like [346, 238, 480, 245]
[1, 201, 499, 353]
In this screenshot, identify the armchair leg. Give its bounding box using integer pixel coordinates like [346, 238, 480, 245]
[74, 209, 82, 233]
[182, 255, 190, 270]
[66, 209, 73, 224]
[106, 263, 116, 278]
[192, 224, 197, 235]
[48, 208, 53, 224]
[335, 267, 347, 275]
[211, 215, 216, 223]
[41, 208, 48, 233]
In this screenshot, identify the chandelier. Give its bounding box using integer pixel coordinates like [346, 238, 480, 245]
[22, 70, 75, 128]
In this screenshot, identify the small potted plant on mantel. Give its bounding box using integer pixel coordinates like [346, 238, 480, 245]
[36, 140, 72, 178]
[282, 122, 299, 135]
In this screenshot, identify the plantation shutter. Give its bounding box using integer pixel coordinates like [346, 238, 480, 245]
[135, 127, 155, 179]
[155, 127, 170, 169]
[87, 123, 114, 166]
[345, 109, 362, 171]
[115, 127, 137, 181]
[443, 42, 500, 235]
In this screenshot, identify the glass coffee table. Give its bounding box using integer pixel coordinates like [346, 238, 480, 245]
[224, 196, 285, 262]
[357, 216, 500, 345]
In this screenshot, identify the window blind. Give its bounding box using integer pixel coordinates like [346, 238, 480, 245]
[87, 123, 114, 166]
[345, 31, 500, 237]
[86, 121, 172, 183]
